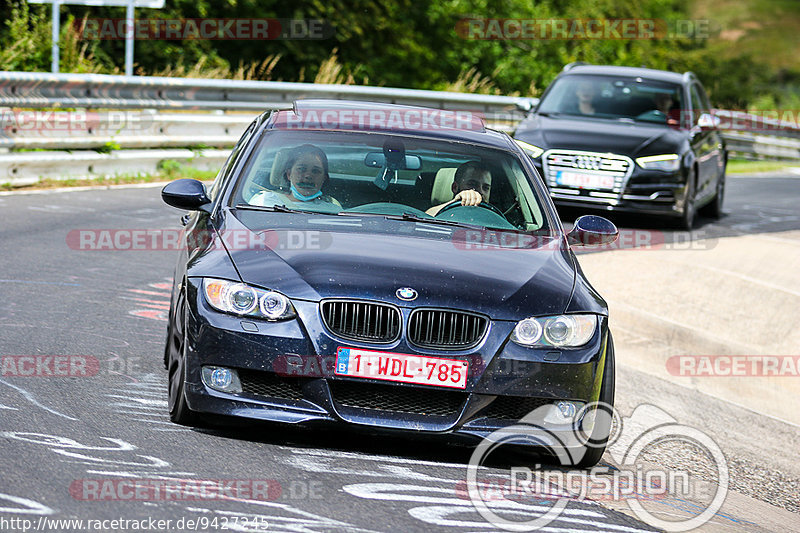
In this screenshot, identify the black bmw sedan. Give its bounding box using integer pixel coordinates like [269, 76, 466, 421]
[513, 64, 727, 229]
[162, 100, 618, 467]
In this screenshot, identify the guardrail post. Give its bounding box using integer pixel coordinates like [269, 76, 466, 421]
[125, 1, 134, 76]
[51, 1, 61, 73]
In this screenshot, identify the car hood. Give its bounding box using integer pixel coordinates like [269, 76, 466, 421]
[515, 114, 683, 156]
[217, 212, 577, 320]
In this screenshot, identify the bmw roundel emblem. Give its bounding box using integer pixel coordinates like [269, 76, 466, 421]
[396, 287, 418, 301]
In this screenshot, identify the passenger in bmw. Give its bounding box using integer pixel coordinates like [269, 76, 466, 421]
[251, 144, 341, 207]
[426, 161, 492, 216]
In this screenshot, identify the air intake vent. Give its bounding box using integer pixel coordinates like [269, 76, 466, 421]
[330, 381, 467, 416]
[481, 396, 553, 421]
[238, 370, 305, 401]
[408, 309, 488, 349]
[321, 300, 401, 343]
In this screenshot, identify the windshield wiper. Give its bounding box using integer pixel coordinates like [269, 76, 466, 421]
[234, 203, 320, 215]
[338, 210, 480, 229]
[389, 212, 483, 229]
[336, 211, 391, 218]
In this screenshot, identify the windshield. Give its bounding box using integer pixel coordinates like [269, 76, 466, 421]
[537, 74, 683, 126]
[229, 130, 549, 232]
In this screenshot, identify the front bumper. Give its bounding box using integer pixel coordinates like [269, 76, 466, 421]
[181, 278, 611, 441]
[532, 159, 689, 217]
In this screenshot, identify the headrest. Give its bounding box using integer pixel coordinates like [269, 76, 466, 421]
[431, 168, 457, 205]
[269, 149, 293, 189]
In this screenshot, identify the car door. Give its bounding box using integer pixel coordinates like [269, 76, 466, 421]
[689, 83, 719, 202]
[695, 82, 725, 198]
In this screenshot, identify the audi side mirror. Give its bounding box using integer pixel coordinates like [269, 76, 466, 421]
[697, 113, 720, 130]
[515, 97, 540, 114]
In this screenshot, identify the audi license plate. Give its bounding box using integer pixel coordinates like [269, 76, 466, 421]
[555, 171, 615, 190]
[334, 347, 469, 389]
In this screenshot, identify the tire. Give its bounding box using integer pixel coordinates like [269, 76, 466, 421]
[572, 331, 616, 468]
[167, 289, 198, 426]
[675, 168, 696, 231]
[163, 321, 172, 370]
[702, 163, 726, 219]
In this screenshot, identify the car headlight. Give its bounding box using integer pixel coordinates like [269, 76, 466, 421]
[635, 154, 680, 172]
[203, 278, 296, 320]
[514, 139, 544, 159]
[511, 314, 597, 348]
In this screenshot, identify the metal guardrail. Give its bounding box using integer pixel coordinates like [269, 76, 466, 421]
[0, 71, 525, 111]
[0, 149, 230, 187]
[0, 110, 251, 150]
[0, 72, 527, 185]
[1, 71, 798, 186]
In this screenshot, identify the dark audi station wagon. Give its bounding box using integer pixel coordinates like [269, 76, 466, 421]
[514, 64, 727, 229]
[162, 100, 619, 466]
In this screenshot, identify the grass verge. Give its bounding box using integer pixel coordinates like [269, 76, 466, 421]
[727, 159, 800, 174]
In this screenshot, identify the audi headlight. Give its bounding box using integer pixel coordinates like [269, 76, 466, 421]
[635, 154, 680, 172]
[511, 314, 598, 348]
[203, 278, 296, 320]
[514, 139, 544, 159]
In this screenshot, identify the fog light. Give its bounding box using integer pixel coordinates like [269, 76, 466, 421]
[211, 368, 231, 388]
[202, 366, 242, 393]
[543, 400, 584, 424]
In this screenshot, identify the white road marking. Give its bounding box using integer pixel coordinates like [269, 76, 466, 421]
[0, 492, 55, 515]
[286, 447, 477, 470]
[0, 433, 136, 451]
[0, 379, 78, 420]
[105, 395, 168, 406]
[52, 449, 170, 468]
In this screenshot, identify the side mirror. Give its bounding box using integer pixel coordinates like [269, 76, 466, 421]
[162, 179, 212, 212]
[567, 215, 618, 246]
[515, 97, 540, 114]
[697, 113, 720, 130]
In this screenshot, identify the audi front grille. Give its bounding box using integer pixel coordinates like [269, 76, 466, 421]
[543, 149, 634, 203]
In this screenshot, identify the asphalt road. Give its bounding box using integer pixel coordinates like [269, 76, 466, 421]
[0, 175, 797, 532]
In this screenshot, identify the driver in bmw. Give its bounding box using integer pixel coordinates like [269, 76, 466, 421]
[426, 161, 492, 216]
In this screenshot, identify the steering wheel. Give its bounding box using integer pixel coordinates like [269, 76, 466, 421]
[436, 198, 507, 219]
[636, 109, 667, 122]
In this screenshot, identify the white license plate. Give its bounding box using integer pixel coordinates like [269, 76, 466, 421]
[555, 171, 615, 190]
[334, 347, 469, 389]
